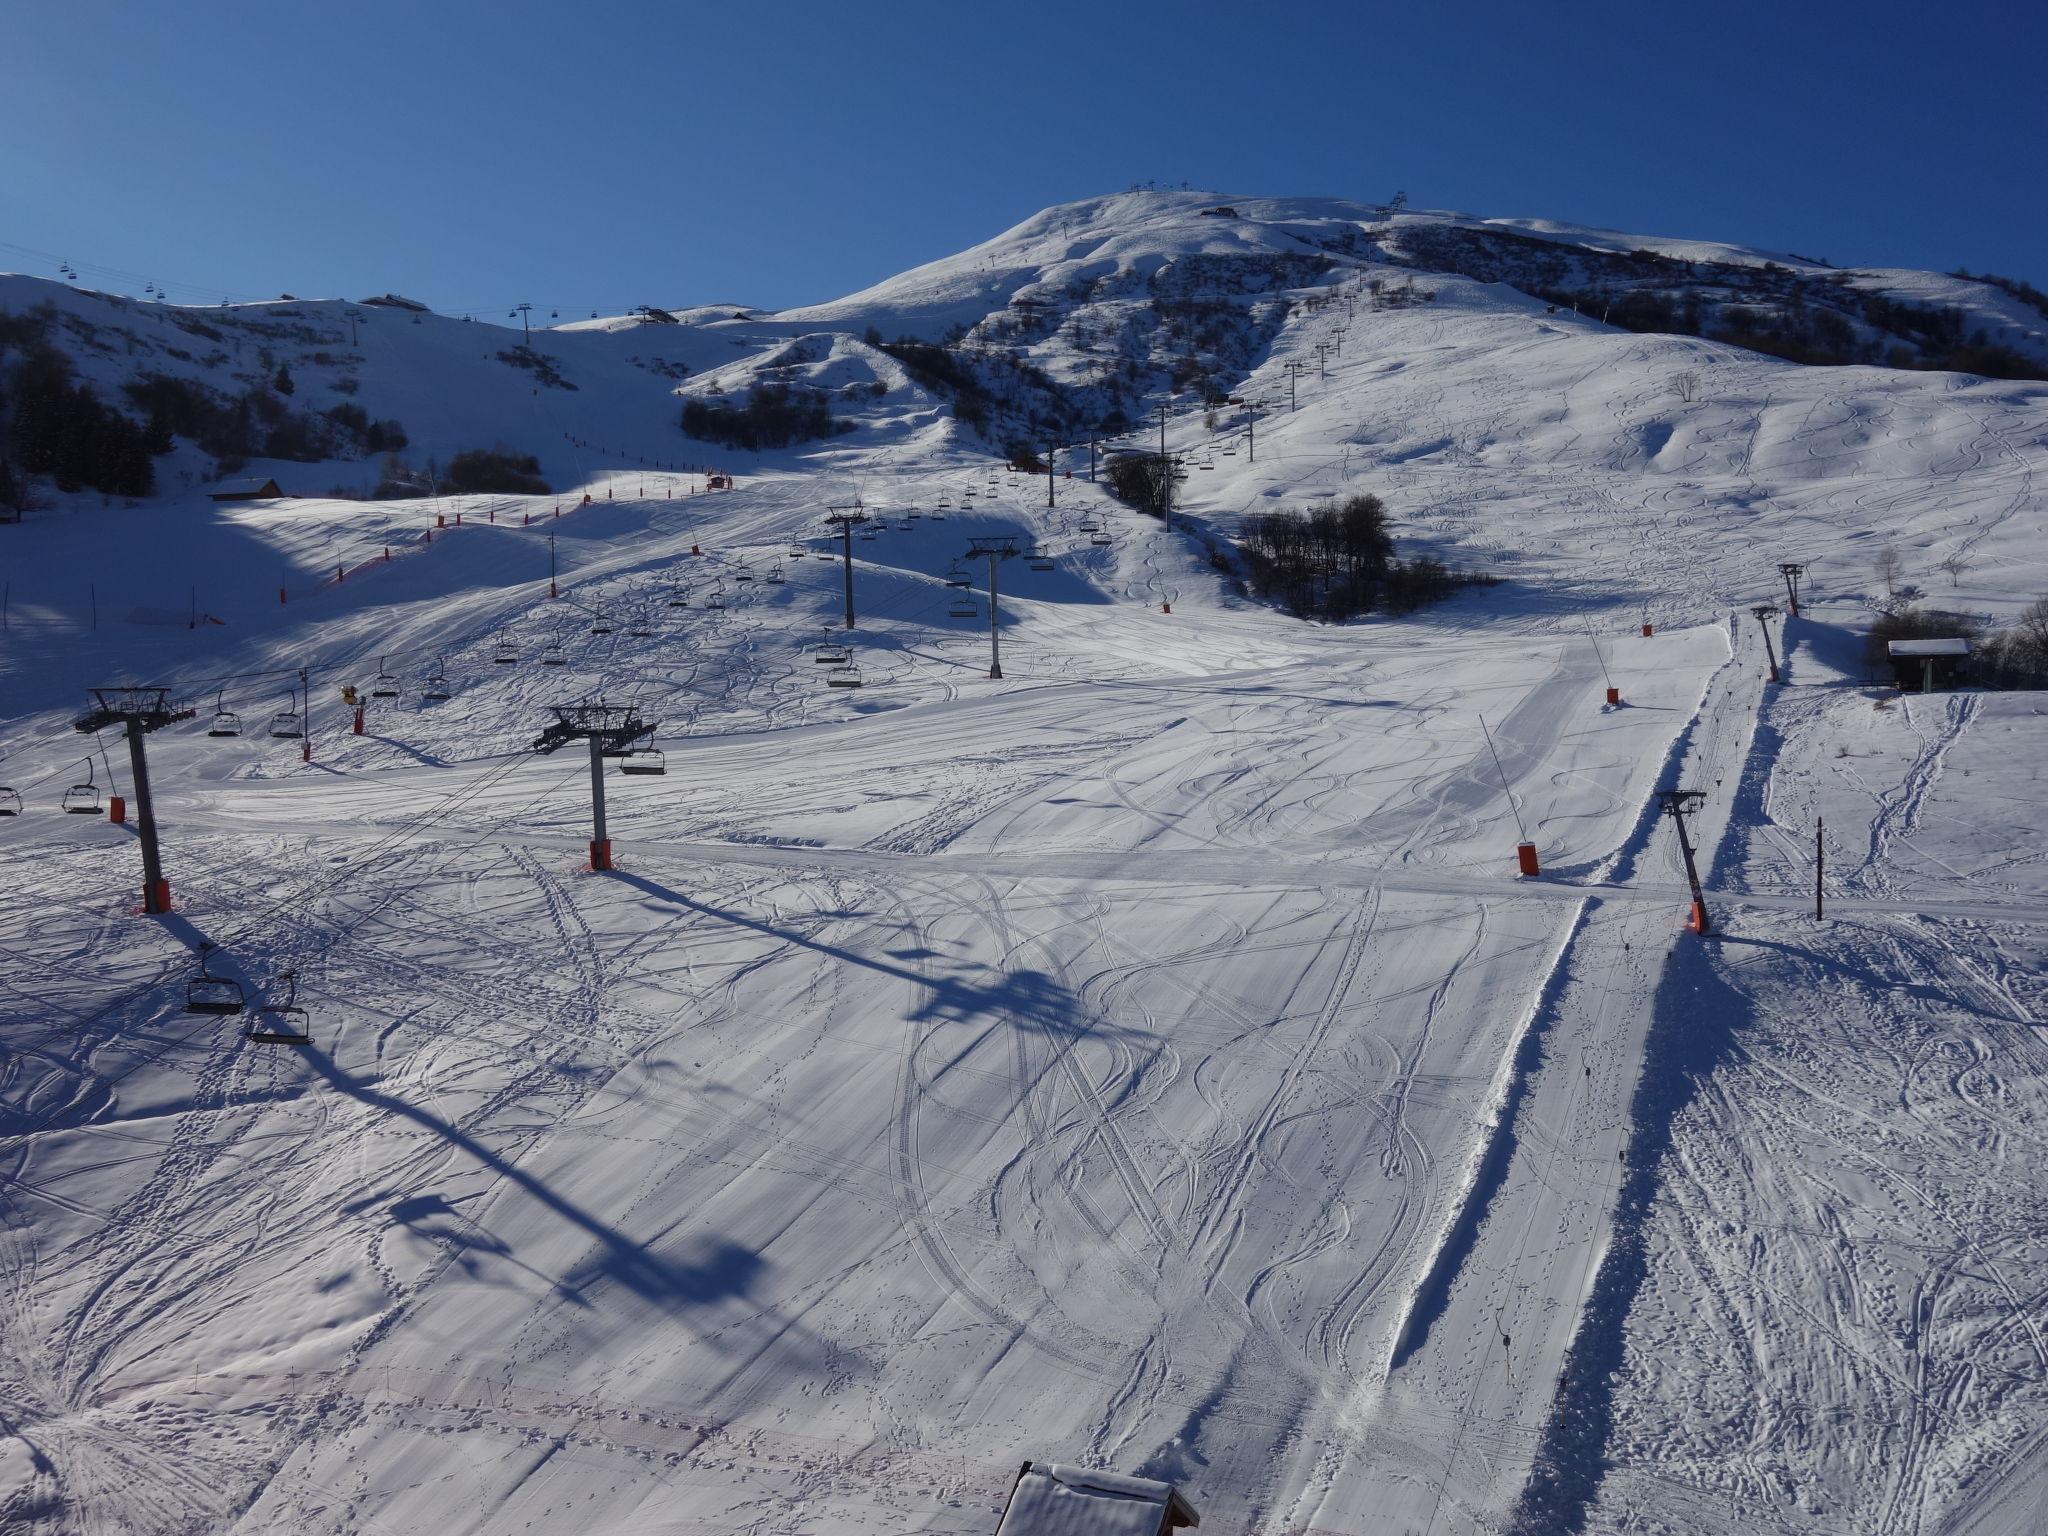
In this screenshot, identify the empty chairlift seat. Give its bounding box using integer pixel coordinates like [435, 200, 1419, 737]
[61, 759, 102, 815]
[619, 747, 666, 776]
[207, 690, 242, 736]
[948, 597, 978, 619]
[246, 970, 311, 1045]
[185, 945, 246, 1016]
[826, 663, 863, 688]
[270, 706, 304, 737]
[493, 636, 519, 665]
[994, 1463, 1199, 1536]
[370, 660, 400, 699]
[0, 786, 20, 817]
[423, 669, 452, 702]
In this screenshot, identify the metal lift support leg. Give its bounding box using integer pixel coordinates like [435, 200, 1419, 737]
[588, 733, 611, 871]
[987, 553, 1003, 679]
[126, 724, 169, 913]
[1674, 813, 1709, 934]
[841, 521, 856, 630]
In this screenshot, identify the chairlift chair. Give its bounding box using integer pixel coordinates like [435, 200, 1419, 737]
[619, 747, 666, 776]
[948, 597, 978, 619]
[61, 758, 102, 815]
[826, 663, 863, 688]
[814, 639, 851, 664]
[0, 786, 20, 817]
[370, 658, 400, 699]
[541, 641, 567, 667]
[207, 689, 242, 737]
[1028, 551, 1055, 572]
[590, 612, 614, 636]
[1090, 531, 1113, 547]
[246, 970, 311, 1045]
[668, 585, 691, 607]
[858, 524, 878, 541]
[185, 944, 246, 1016]
[944, 562, 972, 588]
[766, 563, 785, 583]
[493, 635, 519, 664]
[733, 564, 754, 583]
[704, 587, 726, 610]
[270, 696, 304, 736]
[930, 507, 947, 521]
[628, 614, 656, 637]
[1078, 516, 1101, 532]
[896, 517, 912, 531]
[423, 668, 452, 702]
[786, 542, 808, 560]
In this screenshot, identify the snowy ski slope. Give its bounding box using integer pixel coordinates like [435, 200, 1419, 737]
[1, 192, 2045, 1535]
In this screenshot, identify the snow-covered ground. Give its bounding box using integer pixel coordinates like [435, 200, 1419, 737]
[2, 192, 2044, 1535]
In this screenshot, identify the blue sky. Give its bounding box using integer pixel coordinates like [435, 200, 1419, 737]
[5, 0, 2042, 315]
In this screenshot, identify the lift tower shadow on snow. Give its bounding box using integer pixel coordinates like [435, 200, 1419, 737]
[825, 502, 869, 630]
[965, 536, 1018, 679]
[75, 686, 193, 914]
[1751, 604, 1783, 683]
[532, 702, 658, 873]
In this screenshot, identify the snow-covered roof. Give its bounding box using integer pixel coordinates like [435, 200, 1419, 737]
[996, 1463, 1198, 1534]
[209, 475, 281, 496]
[1887, 638, 1971, 657]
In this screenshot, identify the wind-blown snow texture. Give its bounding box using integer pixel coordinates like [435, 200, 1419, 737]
[1, 192, 2043, 1535]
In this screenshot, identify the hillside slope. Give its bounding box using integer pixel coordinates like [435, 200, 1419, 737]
[0, 193, 2044, 1536]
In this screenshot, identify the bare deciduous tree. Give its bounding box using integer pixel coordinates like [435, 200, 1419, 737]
[1672, 369, 1702, 404]
[1873, 544, 1904, 596]
[1938, 550, 1970, 587]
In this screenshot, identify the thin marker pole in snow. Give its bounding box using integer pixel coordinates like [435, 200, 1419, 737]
[1815, 816, 1824, 920]
[1479, 714, 1527, 841]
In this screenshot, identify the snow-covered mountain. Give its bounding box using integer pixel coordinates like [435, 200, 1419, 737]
[1, 193, 2044, 1536]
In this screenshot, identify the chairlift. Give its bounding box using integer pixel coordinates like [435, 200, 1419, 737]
[814, 639, 851, 664]
[1090, 531, 1113, 547]
[370, 657, 400, 699]
[1078, 516, 1101, 532]
[786, 541, 808, 560]
[590, 612, 614, 635]
[270, 693, 304, 736]
[896, 517, 912, 531]
[948, 596, 978, 619]
[0, 786, 19, 817]
[733, 565, 754, 583]
[185, 944, 246, 1016]
[668, 584, 691, 607]
[766, 563, 785, 584]
[944, 561, 972, 588]
[61, 757, 102, 815]
[1028, 551, 1055, 572]
[858, 523, 878, 541]
[423, 666, 452, 702]
[207, 689, 242, 737]
[929, 507, 947, 521]
[541, 640, 567, 666]
[619, 746, 666, 776]
[628, 612, 656, 636]
[826, 663, 863, 688]
[246, 969, 311, 1045]
[493, 635, 519, 664]
[704, 587, 726, 610]
[1221, 443, 1238, 456]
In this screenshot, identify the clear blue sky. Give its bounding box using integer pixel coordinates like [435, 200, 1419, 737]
[5, 0, 2042, 316]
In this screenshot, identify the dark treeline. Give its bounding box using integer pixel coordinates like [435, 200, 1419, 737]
[680, 384, 851, 452]
[1, 309, 156, 499]
[1240, 493, 1487, 619]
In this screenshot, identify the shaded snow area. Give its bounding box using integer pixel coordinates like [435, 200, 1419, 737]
[1, 191, 2044, 1535]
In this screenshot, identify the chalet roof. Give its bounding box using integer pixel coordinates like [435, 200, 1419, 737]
[1886, 638, 1971, 657]
[210, 476, 281, 496]
[997, 1463, 1198, 1535]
